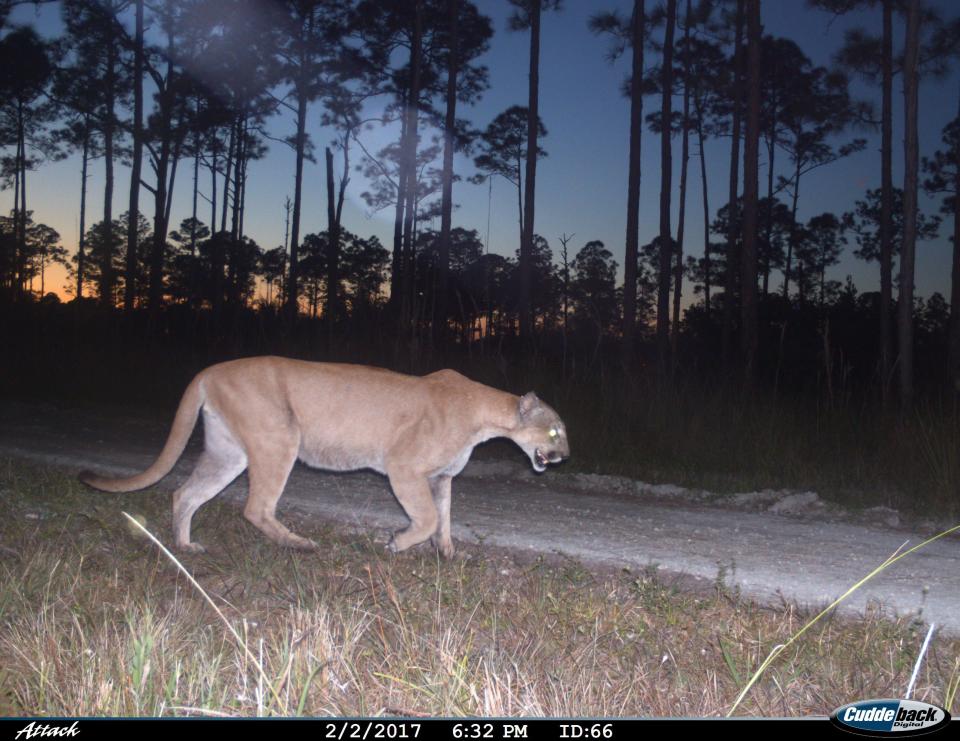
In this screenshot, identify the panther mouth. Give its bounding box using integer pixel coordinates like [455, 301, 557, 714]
[533, 448, 548, 472]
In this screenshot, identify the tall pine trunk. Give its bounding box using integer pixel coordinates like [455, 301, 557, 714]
[516, 156, 524, 246]
[220, 121, 235, 233]
[764, 113, 776, 297]
[880, 0, 895, 399]
[782, 160, 801, 298]
[325, 146, 340, 325]
[125, 0, 143, 314]
[390, 89, 409, 311]
[437, 0, 459, 345]
[189, 113, 200, 310]
[191, 107, 200, 256]
[721, 0, 745, 372]
[11, 122, 20, 295]
[230, 118, 243, 242]
[149, 55, 175, 317]
[100, 29, 117, 307]
[150, 142, 169, 313]
[400, 1, 423, 335]
[740, 0, 761, 385]
[520, 0, 542, 339]
[238, 120, 248, 248]
[696, 108, 711, 316]
[671, 0, 692, 357]
[210, 134, 218, 236]
[950, 93, 960, 383]
[164, 134, 182, 232]
[287, 63, 308, 321]
[656, 0, 677, 368]
[227, 115, 245, 307]
[16, 104, 27, 297]
[77, 125, 89, 299]
[898, 0, 920, 409]
[622, 0, 645, 362]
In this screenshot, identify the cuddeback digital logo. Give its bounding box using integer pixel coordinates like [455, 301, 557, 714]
[830, 698, 951, 737]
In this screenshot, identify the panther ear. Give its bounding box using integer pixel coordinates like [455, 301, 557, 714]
[518, 392, 540, 420]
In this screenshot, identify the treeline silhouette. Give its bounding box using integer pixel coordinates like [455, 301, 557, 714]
[2, 0, 960, 425]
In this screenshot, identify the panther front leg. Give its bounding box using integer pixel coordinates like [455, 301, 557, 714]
[429, 475, 455, 558]
[385, 468, 438, 553]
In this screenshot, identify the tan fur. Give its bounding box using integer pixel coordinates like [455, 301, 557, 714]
[79, 356, 569, 556]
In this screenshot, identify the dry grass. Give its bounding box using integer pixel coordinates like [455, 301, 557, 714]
[0, 459, 957, 717]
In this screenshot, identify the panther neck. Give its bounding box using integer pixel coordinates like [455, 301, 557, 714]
[474, 389, 523, 441]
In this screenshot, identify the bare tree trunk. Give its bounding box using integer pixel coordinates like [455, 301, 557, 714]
[880, 0, 894, 401]
[657, 0, 677, 369]
[287, 67, 308, 321]
[191, 110, 200, 257]
[899, 0, 920, 410]
[721, 0, 745, 372]
[149, 54, 175, 317]
[125, 0, 143, 315]
[220, 120, 235, 234]
[516, 156, 524, 245]
[101, 29, 117, 307]
[16, 105, 27, 298]
[150, 144, 169, 314]
[696, 108, 711, 316]
[227, 116, 245, 306]
[187, 119, 200, 309]
[520, 0, 542, 340]
[77, 126, 89, 299]
[238, 119, 249, 242]
[782, 160, 800, 299]
[164, 135, 182, 232]
[797, 257, 806, 305]
[212, 233, 224, 320]
[335, 136, 349, 240]
[210, 135, 218, 235]
[230, 118, 243, 243]
[740, 0, 761, 386]
[672, 112, 688, 353]
[325, 146, 340, 325]
[671, 0, 692, 359]
[390, 89, 409, 311]
[950, 92, 960, 384]
[763, 121, 775, 297]
[820, 258, 827, 310]
[437, 0, 459, 345]
[400, 1, 423, 336]
[12, 122, 21, 295]
[20, 122, 28, 296]
[239, 157, 248, 303]
[559, 231, 573, 369]
[622, 0, 645, 364]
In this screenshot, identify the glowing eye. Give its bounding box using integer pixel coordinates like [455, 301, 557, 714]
[549, 428, 558, 438]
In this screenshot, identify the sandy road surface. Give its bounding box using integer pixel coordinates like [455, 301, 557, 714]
[1, 399, 958, 633]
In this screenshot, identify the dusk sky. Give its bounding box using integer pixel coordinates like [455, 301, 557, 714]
[5, 0, 960, 304]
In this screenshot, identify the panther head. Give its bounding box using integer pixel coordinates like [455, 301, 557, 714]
[512, 392, 570, 473]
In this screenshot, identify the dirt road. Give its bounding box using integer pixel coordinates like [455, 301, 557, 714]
[2, 399, 958, 634]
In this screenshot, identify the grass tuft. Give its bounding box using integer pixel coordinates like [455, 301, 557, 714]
[0, 459, 957, 717]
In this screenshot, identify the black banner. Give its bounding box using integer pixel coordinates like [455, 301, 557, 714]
[3, 717, 933, 741]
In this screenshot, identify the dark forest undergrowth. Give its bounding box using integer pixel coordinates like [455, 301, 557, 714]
[3, 300, 959, 519]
